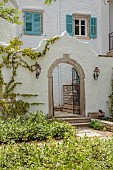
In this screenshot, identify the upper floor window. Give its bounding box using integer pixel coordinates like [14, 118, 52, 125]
[66, 14, 97, 39]
[24, 12, 42, 36]
[75, 18, 87, 37]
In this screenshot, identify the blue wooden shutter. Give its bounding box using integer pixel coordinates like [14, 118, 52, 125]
[66, 15, 74, 36]
[24, 12, 33, 34]
[90, 17, 97, 38]
[33, 13, 42, 35]
[24, 12, 42, 35]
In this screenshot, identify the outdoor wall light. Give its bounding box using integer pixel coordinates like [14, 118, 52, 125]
[93, 67, 100, 80]
[36, 64, 41, 79]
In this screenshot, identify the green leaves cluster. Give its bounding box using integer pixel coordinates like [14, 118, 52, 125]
[44, 0, 56, 5]
[0, 0, 21, 24]
[0, 112, 75, 143]
[90, 120, 103, 130]
[109, 79, 113, 118]
[0, 134, 113, 169]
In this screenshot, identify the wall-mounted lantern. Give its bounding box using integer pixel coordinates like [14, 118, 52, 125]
[93, 67, 100, 80]
[36, 64, 41, 79]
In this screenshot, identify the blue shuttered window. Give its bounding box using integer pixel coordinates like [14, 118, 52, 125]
[24, 12, 42, 35]
[90, 17, 97, 38]
[66, 15, 97, 38]
[66, 15, 74, 36]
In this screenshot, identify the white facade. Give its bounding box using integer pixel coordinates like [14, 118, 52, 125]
[16, 0, 110, 54]
[1, 0, 113, 116]
[1, 32, 113, 116]
[1, 0, 111, 54]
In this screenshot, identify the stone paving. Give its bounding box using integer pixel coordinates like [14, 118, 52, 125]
[76, 127, 113, 138]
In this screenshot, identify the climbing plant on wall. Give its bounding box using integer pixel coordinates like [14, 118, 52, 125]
[109, 77, 113, 119]
[0, 36, 59, 119]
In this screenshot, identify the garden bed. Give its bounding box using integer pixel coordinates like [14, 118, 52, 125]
[92, 119, 113, 132]
[0, 135, 113, 169]
[0, 112, 76, 144]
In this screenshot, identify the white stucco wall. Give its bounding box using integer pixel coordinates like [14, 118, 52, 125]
[0, 0, 113, 116]
[15, 0, 110, 54]
[1, 32, 113, 116]
[35, 32, 113, 116]
[100, 0, 109, 54]
[0, 0, 110, 54]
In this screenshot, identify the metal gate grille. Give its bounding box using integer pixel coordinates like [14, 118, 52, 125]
[72, 68, 80, 114]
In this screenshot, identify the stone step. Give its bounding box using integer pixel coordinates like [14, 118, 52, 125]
[56, 117, 91, 123]
[63, 104, 79, 109]
[54, 106, 63, 111]
[63, 108, 79, 114]
[54, 114, 82, 118]
[71, 122, 90, 127]
[50, 115, 91, 127]
[63, 108, 73, 113]
[62, 104, 79, 114]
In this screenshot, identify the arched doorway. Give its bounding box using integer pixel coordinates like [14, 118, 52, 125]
[48, 54, 85, 117]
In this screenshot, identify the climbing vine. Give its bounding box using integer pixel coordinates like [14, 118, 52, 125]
[109, 76, 113, 119]
[0, 36, 59, 118]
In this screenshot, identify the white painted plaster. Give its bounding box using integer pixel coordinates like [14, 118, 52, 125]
[10, 0, 110, 54]
[36, 32, 113, 116]
[1, 32, 113, 116]
[0, 0, 112, 54]
[1, 0, 113, 117]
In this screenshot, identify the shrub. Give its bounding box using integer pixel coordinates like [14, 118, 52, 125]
[0, 112, 76, 143]
[0, 136, 113, 169]
[90, 120, 103, 130]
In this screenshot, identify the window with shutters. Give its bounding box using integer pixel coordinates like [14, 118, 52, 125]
[66, 14, 97, 39]
[24, 12, 42, 36]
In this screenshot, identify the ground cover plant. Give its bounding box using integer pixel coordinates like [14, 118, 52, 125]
[0, 112, 75, 144]
[0, 135, 113, 170]
[90, 120, 103, 130]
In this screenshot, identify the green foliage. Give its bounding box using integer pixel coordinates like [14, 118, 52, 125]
[0, 135, 113, 169]
[0, 98, 30, 119]
[44, 0, 56, 5]
[90, 120, 103, 130]
[0, 37, 59, 118]
[0, 0, 21, 24]
[0, 112, 75, 143]
[109, 79, 113, 118]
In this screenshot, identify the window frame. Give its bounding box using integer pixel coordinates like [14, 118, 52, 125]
[75, 18, 88, 37]
[22, 9, 44, 36]
[73, 13, 90, 39]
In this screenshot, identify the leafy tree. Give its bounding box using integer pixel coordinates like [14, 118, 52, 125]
[0, 0, 21, 24]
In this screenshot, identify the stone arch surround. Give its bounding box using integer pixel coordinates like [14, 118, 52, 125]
[48, 54, 85, 117]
